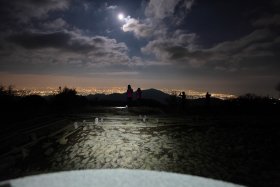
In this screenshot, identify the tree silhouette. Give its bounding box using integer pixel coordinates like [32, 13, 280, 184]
[53, 87, 87, 109]
[276, 82, 280, 97]
[0, 85, 15, 96]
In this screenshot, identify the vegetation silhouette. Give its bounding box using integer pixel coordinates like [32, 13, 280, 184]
[0, 85, 280, 187]
[0, 85, 279, 127]
[0, 85, 17, 121]
[52, 87, 87, 110]
[276, 82, 280, 97]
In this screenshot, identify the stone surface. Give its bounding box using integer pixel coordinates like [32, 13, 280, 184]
[6, 113, 279, 187]
[48, 123, 190, 173]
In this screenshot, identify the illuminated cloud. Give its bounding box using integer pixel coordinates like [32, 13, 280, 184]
[122, 18, 154, 38]
[145, 0, 194, 20]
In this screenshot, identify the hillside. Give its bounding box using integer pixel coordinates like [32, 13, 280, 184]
[87, 88, 170, 104]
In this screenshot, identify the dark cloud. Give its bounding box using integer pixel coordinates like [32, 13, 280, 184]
[0, 29, 132, 73]
[145, 0, 194, 20]
[7, 31, 128, 53]
[0, 0, 70, 23]
[0, 0, 144, 75]
[41, 18, 69, 30]
[141, 31, 198, 60]
[208, 29, 276, 53]
[7, 32, 72, 50]
[0, 0, 71, 33]
[253, 14, 280, 27]
[142, 28, 280, 71]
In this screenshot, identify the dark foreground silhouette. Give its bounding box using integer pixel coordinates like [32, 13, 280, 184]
[0, 86, 280, 187]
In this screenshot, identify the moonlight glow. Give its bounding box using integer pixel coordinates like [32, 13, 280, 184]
[118, 13, 124, 20]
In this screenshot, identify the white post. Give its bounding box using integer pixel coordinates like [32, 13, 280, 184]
[95, 117, 99, 125]
[143, 115, 147, 122]
[143, 116, 146, 123]
[74, 122, 78, 129]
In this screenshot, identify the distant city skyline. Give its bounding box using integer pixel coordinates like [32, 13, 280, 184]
[0, 72, 278, 97]
[11, 86, 237, 100]
[0, 0, 279, 97]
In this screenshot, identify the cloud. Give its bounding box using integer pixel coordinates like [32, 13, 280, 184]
[142, 29, 280, 70]
[141, 31, 198, 60]
[253, 14, 280, 27]
[0, 30, 134, 74]
[122, 18, 154, 38]
[0, 0, 71, 23]
[8, 31, 72, 50]
[83, 3, 90, 11]
[0, 1, 152, 75]
[121, 0, 195, 38]
[7, 31, 128, 53]
[41, 18, 69, 30]
[209, 29, 276, 53]
[106, 5, 118, 10]
[145, 0, 194, 20]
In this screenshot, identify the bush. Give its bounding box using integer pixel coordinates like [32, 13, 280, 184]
[53, 87, 87, 109]
[0, 85, 15, 97]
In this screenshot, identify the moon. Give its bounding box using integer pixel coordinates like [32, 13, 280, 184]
[118, 13, 124, 20]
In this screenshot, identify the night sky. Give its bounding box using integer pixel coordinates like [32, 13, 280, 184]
[0, 0, 279, 96]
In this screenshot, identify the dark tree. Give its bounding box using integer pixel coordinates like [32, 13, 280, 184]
[59, 87, 77, 97]
[0, 85, 5, 96]
[276, 82, 280, 92]
[53, 86, 87, 109]
[0, 85, 14, 96]
[276, 82, 280, 97]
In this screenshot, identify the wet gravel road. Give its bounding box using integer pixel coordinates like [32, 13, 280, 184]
[1, 110, 280, 187]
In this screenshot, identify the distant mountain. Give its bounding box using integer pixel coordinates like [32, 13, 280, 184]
[141, 89, 170, 103]
[87, 88, 170, 104]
